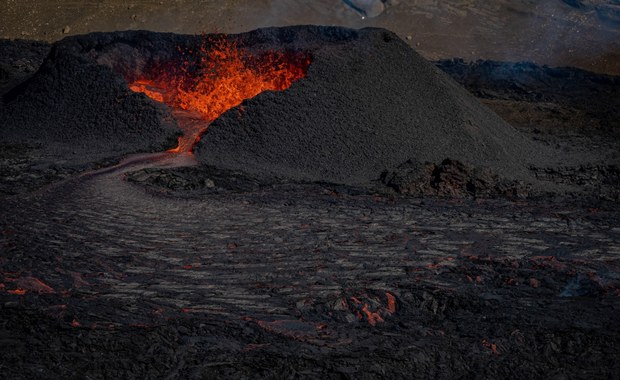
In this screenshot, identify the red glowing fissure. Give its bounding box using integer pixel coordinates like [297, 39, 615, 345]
[129, 37, 311, 153]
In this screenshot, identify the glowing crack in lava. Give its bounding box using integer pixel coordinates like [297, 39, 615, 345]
[129, 37, 312, 152]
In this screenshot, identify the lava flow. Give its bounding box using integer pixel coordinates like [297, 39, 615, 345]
[129, 37, 311, 152]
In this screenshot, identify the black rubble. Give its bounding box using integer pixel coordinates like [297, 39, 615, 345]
[0, 32, 181, 167]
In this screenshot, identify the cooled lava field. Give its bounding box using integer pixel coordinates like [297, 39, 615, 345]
[1, 26, 619, 379]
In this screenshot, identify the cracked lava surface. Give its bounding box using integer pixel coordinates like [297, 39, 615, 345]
[0, 145, 619, 377]
[2, 149, 619, 341]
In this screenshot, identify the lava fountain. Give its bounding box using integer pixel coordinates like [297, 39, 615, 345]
[128, 37, 312, 152]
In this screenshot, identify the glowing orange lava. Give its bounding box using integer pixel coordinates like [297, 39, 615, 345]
[129, 37, 311, 152]
[386, 292, 396, 314]
[361, 303, 384, 326]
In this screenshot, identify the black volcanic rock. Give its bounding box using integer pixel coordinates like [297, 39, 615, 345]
[381, 158, 530, 198]
[195, 27, 550, 186]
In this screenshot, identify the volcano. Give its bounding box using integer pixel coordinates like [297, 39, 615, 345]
[1, 24, 619, 380]
[1, 26, 547, 185]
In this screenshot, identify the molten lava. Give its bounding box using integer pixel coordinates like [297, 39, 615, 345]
[129, 37, 311, 152]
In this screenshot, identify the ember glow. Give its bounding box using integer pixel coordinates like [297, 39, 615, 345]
[361, 303, 384, 326]
[129, 37, 311, 152]
[348, 293, 397, 326]
[2, 276, 54, 295]
[386, 292, 396, 314]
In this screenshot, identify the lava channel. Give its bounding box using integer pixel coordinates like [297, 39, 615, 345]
[128, 37, 311, 153]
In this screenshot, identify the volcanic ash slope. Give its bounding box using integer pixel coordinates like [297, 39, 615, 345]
[0, 32, 181, 164]
[195, 26, 550, 186]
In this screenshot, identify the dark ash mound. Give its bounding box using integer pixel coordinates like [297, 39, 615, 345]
[195, 26, 549, 186]
[0, 33, 181, 166]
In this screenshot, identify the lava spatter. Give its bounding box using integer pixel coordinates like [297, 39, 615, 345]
[129, 37, 311, 153]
